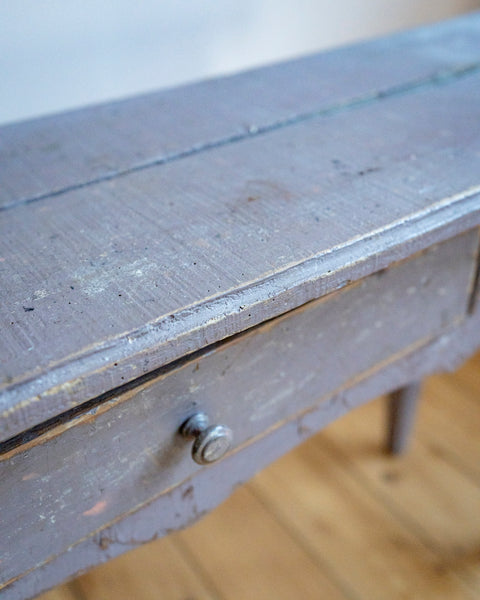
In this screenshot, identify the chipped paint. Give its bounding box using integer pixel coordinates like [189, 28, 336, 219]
[83, 500, 108, 517]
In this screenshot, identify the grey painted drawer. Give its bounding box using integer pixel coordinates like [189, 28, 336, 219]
[1, 229, 477, 590]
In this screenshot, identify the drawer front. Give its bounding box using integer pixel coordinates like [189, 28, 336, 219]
[1, 229, 477, 589]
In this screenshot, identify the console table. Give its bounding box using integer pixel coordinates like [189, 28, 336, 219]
[1, 11, 480, 599]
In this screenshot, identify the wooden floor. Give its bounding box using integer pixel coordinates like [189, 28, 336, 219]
[41, 352, 480, 600]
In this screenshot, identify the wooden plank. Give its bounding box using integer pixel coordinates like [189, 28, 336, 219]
[438, 356, 480, 401]
[250, 438, 478, 600]
[37, 588, 77, 600]
[422, 367, 480, 479]
[72, 536, 217, 600]
[1, 12, 479, 211]
[37, 584, 76, 600]
[417, 378, 480, 482]
[314, 358, 480, 596]
[176, 485, 348, 600]
[1, 65, 480, 437]
[320, 400, 480, 558]
[416, 355, 480, 600]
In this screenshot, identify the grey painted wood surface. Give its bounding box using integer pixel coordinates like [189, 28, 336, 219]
[1, 11, 479, 211]
[0, 231, 477, 596]
[2, 15, 480, 598]
[1, 16, 480, 439]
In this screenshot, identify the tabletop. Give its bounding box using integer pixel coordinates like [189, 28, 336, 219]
[2, 11, 480, 442]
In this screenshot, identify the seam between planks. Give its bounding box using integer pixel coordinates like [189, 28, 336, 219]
[317, 431, 480, 597]
[170, 536, 226, 600]
[1, 61, 479, 214]
[246, 482, 363, 600]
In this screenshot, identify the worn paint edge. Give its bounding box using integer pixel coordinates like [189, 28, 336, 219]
[0, 277, 369, 457]
[2, 60, 479, 214]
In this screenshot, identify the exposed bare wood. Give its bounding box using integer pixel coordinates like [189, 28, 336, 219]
[72, 537, 216, 600]
[320, 399, 480, 560]
[251, 445, 475, 599]
[418, 376, 480, 481]
[36, 589, 78, 600]
[177, 486, 348, 600]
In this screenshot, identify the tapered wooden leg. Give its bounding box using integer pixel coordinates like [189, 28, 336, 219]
[386, 382, 422, 455]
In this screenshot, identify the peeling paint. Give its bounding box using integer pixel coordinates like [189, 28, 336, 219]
[83, 500, 108, 517]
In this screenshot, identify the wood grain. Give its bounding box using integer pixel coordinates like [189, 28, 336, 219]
[321, 401, 480, 559]
[177, 486, 347, 600]
[409, 376, 480, 481]
[251, 444, 475, 600]
[71, 537, 216, 600]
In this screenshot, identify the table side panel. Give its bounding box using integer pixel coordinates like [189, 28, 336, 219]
[6, 303, 480, 600]
[1, 229, 477, 591]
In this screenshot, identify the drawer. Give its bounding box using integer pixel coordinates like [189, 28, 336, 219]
[1, 229, 477, 590]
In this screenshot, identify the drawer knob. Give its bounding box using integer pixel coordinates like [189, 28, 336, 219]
[180, 412, 233, 465]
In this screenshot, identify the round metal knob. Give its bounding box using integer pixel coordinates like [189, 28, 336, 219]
[180, 412, 233, 465]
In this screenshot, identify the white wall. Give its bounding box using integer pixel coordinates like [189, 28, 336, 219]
[1, 0, 479, 125]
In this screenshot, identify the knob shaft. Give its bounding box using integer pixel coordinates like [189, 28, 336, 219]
[180, 413, 233, 465]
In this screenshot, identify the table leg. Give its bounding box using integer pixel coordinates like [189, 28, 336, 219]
[386, 382, 422, 454]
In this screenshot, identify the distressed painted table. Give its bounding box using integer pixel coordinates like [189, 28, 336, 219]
[1, 11, 480, 599]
